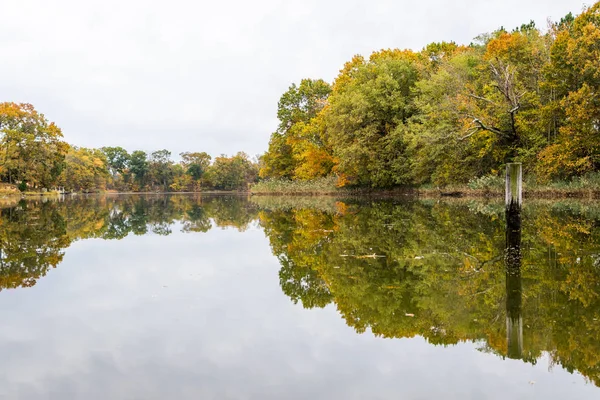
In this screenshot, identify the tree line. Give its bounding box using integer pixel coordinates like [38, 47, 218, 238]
[260, 2, 600, 187]
[0, 102, 259, 192]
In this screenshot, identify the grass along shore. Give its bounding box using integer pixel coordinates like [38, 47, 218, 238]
[3, 173, 600, 199]
[250, 173, 600, 199]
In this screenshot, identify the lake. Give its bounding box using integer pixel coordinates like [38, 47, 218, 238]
[0, 194, 599, 399]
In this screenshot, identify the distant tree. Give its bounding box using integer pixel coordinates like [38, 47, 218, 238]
[129, 150, 149, 189]
[59, 146, 109, 192]
[180, 151, 211, 190]
[149, 149, 173, 191]
[208, 152, 258, 191]
[101, 146, 129, 175]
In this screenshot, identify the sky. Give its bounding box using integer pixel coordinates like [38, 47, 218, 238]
[0, 0, 589, 158]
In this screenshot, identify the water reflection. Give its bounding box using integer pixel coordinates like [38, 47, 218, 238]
[257, 197, 600, 387]
[0, 195, 259, 291]
[505, 197, 523, 360]
[0, 194, 599, 391]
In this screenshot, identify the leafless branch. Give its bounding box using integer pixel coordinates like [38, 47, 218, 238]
[468, 93, 499, 107]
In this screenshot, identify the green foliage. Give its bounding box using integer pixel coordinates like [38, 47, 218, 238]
[324, 50, 419, 187]
[0, 103, 258, 194]
[0, 103, 69, 189]
[259, 2, 600, 188]
[128, 150, 149, 187]
[260, 132, 295, 179]
[181, 151, 211, 188]
[276, 78, 331, 134]
[59, 146, 109, 192]
[206, 152, 258, 191]
[467, 174, 504, 191]
[260, 79, 332, 180]
[250, 176, 339, 194]
[101, 146, 129, 175]
[149, 149, 173, 191]
[187, 164, 203, 181]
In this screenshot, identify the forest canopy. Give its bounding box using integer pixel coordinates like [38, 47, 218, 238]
[2, 2, 599, 192]
[260, 2, 600, 187]
[0, 102, 259, 192]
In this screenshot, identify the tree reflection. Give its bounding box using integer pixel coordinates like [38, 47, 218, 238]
[0, 201, 68, 290]
[258, 198, 600, 386]
[0, 195, 258, 291]
[2, 195, 600, 386]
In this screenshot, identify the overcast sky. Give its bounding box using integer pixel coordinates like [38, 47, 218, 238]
[0, 0, 588, 158]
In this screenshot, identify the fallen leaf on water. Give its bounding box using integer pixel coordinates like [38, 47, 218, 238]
[356, 253, 386, 259]
[405, 313, 415, 317]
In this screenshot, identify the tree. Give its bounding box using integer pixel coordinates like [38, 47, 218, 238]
[323, 50, 420, 187]
[260, 79, 332, 179]
[129, 150, 149, 189]
[406, 25, 551, 185]
[536, 3, 600, 179]
[101, 146, 129, 175]
[0, 103, 68, 189]
[59, 146, 109, 192]
[180, 152, 211, 190]
[208, 152, 258, 190]
[149, 149, 173, 191]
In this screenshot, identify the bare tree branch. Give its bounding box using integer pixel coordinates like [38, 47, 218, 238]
[468, 93, 500, 106]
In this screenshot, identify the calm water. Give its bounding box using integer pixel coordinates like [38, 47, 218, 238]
[0, 194, 599, 399]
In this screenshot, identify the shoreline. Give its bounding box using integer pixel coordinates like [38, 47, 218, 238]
[250, 188, 600, 199]
[3, 188, 600, 200]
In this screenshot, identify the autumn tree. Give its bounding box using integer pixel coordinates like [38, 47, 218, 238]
[323, 50, 420, 187]
[260, 79, 332, 179]
[180, 151, 211, 190]
[58, 146, 109, 192]
[208, 152, 259, 190]
[537, 3, 600, 179]
[0, 103, 68, 189]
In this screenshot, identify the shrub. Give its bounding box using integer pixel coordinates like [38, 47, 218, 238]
[250, 176, 339, 195]
[467, 175, 504, 191]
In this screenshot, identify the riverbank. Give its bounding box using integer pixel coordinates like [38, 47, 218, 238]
[249, 175, 600, 199]
[2, 182, 600, 200]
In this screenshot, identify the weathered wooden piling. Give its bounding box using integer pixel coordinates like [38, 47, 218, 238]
[505, 163, 522, 209]
[505, 162, 523, 359]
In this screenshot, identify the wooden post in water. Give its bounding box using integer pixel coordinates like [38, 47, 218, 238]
[505, 162, 523, 359]
[505, 163, 522, 209]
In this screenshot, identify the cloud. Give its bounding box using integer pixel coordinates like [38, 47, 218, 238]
[0, 0, 586, 157]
